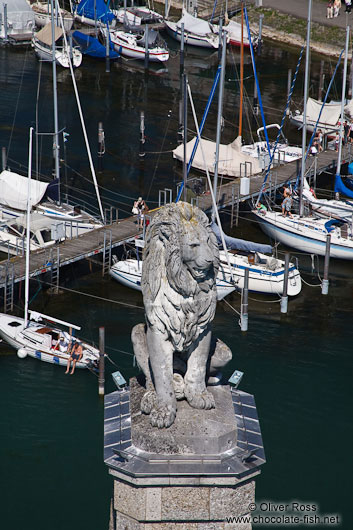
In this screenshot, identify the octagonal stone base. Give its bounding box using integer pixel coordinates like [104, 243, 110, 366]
[130, 378, 237, 455]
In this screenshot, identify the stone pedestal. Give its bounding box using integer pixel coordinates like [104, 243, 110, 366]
[104, 378, 265, 530]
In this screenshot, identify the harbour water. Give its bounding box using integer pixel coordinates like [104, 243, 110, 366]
[0, 36, 352, 529]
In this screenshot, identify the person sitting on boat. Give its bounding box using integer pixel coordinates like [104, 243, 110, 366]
[65, 341, 83, 375]
[256, 203, 267, 214]
[58, 335, 69, 353]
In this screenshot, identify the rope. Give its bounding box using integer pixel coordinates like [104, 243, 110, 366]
[35, 279, 144, 310]
[223, 297, 241, 316]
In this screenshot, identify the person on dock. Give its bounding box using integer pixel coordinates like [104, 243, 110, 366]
[316, 129, 323, 152]
[335, 132, 340, 152]
[134, 197, 148, 229]
[327, 1, 334, 18]
[346, 0, 352, 14]
[65, 341, 83, 375]
[333, 0, 341, 17]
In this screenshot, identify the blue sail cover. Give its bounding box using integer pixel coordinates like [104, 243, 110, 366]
[334, 174, 353, 199]
[76, 0, 115, 24]
[72, 31, 119, 58]
[211, 222, 272, 254]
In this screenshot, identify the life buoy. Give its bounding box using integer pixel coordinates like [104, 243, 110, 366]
[17, 348, 28, 359]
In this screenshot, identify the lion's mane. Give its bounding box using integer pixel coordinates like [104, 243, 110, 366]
[141, 202, 219, 351]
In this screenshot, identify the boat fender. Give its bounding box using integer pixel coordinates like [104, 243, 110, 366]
[17, 348, 28, 359]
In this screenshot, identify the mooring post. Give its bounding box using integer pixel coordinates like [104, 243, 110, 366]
[322, 234, 331, 295]
[144, 25, 149, 70]
[258, 13, 264, 54]
[139, 111, 145, 157]
[98, 326, 105, 396]
[105, 28, 110, 73]
[98, 122, 104, 170]
[2, 147, 6, 171]
[218, 17, 223, 61]
[286, 69, 292, 115]
[236, 186, 240, 226]
[3, 4, 8, 42]
[280, 253, 290, 314]
[231, 185, 235, 228]
[240, 268, 249, 332]
[165, 0, 169, 19]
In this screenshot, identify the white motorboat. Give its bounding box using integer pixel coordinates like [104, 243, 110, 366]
[0, 311, 100, 369]
[165, 10, 225, 49]
[32, 22, 82, 68]
[253, 208, 353, 260]
[114, 6, 163, 26]
[110, 28, 169, 62]
[31, 1, 74, 32]
[109, 257, 236, 301]
[0, 212, 67, 256]
[0, 170, 103, 235]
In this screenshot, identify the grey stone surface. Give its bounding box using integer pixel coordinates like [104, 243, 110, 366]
[145, 489, 162, 521]
[131, 378, 237, 455]
[114, 481, 146, 520]
[161, 487, 210, 520]
[210, 481, 255, 519]
[132, 202, 232, 429]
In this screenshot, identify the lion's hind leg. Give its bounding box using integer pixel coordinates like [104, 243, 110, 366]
[184, 328, 216, 411]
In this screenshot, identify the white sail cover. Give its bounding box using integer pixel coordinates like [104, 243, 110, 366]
[306, 97, 341, 126]
[0, 170, 49, 211]
[173, 136, 262, 177]
[176, 11, 211, 36]
[0, 0, 35, 36]
[224, 20, 249, 45]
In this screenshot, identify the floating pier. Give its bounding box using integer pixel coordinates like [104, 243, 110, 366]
[0, 143, 351, 307]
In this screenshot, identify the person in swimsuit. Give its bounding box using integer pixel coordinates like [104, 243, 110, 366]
[65, 341, 83, 375]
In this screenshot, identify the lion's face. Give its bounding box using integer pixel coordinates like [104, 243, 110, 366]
[180, 225, 214, 281]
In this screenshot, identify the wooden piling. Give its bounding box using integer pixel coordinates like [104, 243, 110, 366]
[99, 326, 105, 396]
[240, 268, 249, 332]
[322, 234, 331, 295]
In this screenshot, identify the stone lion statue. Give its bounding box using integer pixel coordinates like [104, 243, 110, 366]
[132, 202, 232, 428]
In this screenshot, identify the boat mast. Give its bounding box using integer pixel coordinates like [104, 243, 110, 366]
[212, 31, 227, 222]
[299, 0, 312, 217]
[239, 0, 244, 139]
[24, 128, 34, 328]
[51, 0, 60, 202]
[336, 25, 350, 190]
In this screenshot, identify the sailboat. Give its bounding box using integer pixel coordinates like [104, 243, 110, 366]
[109, 26, 169, 62]
[31, 1, 74, 32]
[32, 22, 82, 68]
[165, 9, 226, 49]
[0, 129, 100, 369]
[253, 6, 353, 261]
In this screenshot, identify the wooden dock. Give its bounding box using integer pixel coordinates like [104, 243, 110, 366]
[0, 144, 351, 297]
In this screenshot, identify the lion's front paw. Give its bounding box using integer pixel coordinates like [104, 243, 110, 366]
[185, 388, 216, 410]
[140, 390, 157, 414]
[150, 403, 176, 429]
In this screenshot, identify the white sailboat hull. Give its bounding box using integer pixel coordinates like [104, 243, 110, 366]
[109, 259, 236, 301]
[254, 210, 353, 260]
[165, 20, 219, 49]
[0, 314, 100, 369]
[32, 36, 82, 68]
[110, 30, 169, 62]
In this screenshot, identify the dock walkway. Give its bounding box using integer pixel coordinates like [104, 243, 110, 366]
[0, 144, 351, 295]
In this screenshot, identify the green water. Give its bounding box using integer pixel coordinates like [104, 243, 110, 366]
[0, 34, 352, 529]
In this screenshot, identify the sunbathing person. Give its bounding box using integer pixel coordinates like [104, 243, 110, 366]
[65, 341, 83, 375]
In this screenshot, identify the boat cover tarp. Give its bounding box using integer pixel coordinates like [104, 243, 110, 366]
[176, 10, 212, 36]
[211, 222, 272, 254]
[1, 0, 35, 34]
[0, 170, 49, 210]
[72, 30, 119, 58]
[35, 22, 63, 45]
[306, 97, 341, 126]
[335, 174, 353, 198]
[76, 0, 115, 24]
[348, 162, 353, 175]
[224, 20, 249, 45]
[173, 136, 262, 177]
[139, 29, 159, 47]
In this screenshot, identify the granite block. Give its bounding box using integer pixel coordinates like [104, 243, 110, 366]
[114, 481, 146, 520]
[161, 487, 210, 520]
[210, 481, 255, 519]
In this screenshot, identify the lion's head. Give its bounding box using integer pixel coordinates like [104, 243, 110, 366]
[141, 202, 219, 351]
